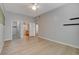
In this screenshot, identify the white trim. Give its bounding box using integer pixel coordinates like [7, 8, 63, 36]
[11, 21, 13, 40]
[38, 36, 79, 49]
[0, 24, 4, 53]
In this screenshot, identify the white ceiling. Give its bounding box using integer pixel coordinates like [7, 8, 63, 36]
[4, 3, 65, 17]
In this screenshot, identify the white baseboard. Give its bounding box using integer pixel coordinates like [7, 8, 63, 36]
[38, 36, 79, 49]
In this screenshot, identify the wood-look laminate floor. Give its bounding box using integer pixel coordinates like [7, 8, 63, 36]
[1, 37, 79, 55]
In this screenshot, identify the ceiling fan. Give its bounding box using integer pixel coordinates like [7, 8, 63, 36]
[22, 3, 39, 11]
[31, 3, 39, 11]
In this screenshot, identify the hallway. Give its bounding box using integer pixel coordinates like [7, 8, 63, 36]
[1, 37, 79, 55]
[0, 3, 79, 55]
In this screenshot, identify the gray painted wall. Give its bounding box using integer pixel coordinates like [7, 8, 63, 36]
[36, 3, 79, 48]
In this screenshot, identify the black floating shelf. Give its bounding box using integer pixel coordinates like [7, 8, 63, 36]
[70, 17, 79, 20]
[63, 23, 79, 26]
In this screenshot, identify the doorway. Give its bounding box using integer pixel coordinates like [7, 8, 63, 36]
[11, 20, 20, 40]
[22, 22, 38, 40]
[23, 22, 29, 40]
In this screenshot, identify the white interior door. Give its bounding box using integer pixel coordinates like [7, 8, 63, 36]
[29, 23, 35, 36]
[35, 24, 39, 36]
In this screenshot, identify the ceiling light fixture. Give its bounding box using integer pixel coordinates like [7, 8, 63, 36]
[32, 5, 37, 10]
[32, 3, 39, 11]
